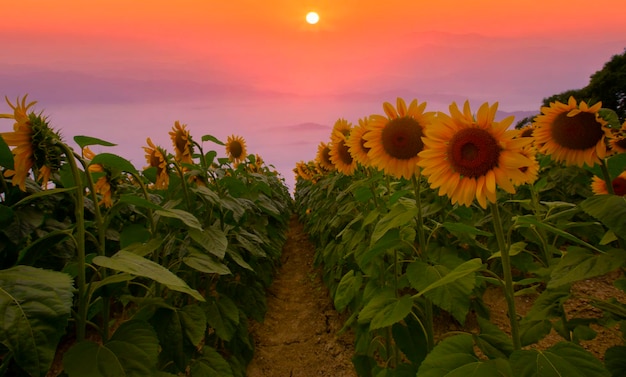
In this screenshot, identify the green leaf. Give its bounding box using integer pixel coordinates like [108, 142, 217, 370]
[12, 187, 76, 208]
[580, 195, 626, 239]
[121, 237, 164, 257]
[407, 261, 477, 323]
[189, 225, 228, 259]
[474, 317, 514, 359]
[489, 242, 527, 260]
[63, 341, 124, 377]
[93, 250, 205, 301]
[190, 346, 234, 377]
[0, 266, 74, 377]
[334, 270, 363, 312]
[0, 134, 14, 169]
[392, 314, 428, 367]
[371, 199, 418, 245]
[0, 205, 14, 228]
[156, 208, 203, 230]
[118, 194, 163, 210]
[510, 342, 610, 377]
[63, 320, 159, 377]
[412, 258, 483, 298]
[417, 334, 478, 377]
[180, 304, 207, 347]
[201, 134, 225, 145]
[91, 152, 139, 176]
[120, 224, 151, 249]
[74, 135, 117, 148]
[519, 319, 552, 347]
[442, 222, 493, 237]
[604, 345, 626, 377]
[358, 290, 413, 330]
[514, 215, 605, 253]
[204, 296, 240, 341]
[548, 248, 626, 288]
[183, 250, 231, 275]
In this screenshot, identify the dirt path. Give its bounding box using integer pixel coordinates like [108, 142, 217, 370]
[246, 217, 357, 377]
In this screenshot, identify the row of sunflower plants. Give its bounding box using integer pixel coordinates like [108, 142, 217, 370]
[0, 95, 293, 377]
[294, 97, 626, 377]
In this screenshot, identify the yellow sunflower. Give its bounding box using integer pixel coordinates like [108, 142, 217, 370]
[418, 101, 534, 209]
[364, 97, 434, 179]
[316, 142, 335, 172]
[331, 118, 352, 144]
[143, 138, 169, 189]
[0, 95, 62, 191]
[169, 121, 194, 165]
[347, 117, 371, 167]
[225, 135, 247, 164]
[82, 147, 113, 208]
[329, 134, 357, 175]
[532, 96, 611, 167]
[591, 171, 626, 196]
[609, 121, 626, 154]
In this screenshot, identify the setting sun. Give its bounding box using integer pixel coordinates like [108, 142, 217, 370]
[305, 11, 319, 25]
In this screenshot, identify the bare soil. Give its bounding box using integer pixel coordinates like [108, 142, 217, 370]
[246, 217, 357, 377]
[248, 217, 625, 376]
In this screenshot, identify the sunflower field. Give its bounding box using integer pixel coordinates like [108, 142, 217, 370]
[0, 96, 293, 376]
[294, 97, 626, 377]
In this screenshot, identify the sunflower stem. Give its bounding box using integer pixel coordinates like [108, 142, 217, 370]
[411, 172, 434, 351]
[173, 162, 192, 210]
[57, 142, 87, 342]
[76, 153, 110, 341]
[599, 158, 615, 195]
[490, 202, 521, 350]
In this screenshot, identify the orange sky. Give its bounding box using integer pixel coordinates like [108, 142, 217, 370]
[2, 1, 626, 189]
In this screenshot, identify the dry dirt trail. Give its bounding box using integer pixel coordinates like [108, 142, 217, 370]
[246, 216, 357, 377]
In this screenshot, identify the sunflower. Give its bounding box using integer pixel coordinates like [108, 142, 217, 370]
[169, 121, 194, 165]
[347, 117, 371, 167]
[418, 101, 534, 209]
[532, 96, 611, 167]
[225, 135, 247, 164]
[143, 138, 169, 189]
[329, 133, 357, 175]
[0, 95, 63, 191]
[331, 118, 352, 144]
[316, 142, 334, 172]
[364, 98, 434, 179]
[294, 161, 312, 181]
[609, 121, 626, 154]
[591, 171, 626, 196]
[82, 147, 114, 208]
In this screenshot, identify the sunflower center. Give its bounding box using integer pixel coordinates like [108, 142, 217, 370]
[174, 133, 188, 154]
[447, 128, 501, 178]
[149, 152, 161, 168]
[230, 142, 243, 158]
[613, 176, 626, 196]
[381, 117, 424, 160]
[551, 112, 605, 150]
[338, 140, 353, 165]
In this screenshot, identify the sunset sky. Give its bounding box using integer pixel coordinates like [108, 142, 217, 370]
[2, 0, 626, 190]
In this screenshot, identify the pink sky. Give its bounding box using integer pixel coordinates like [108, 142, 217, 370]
[2, 0, 626, 190]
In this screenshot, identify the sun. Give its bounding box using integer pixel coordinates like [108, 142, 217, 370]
[305, 11, 319, 25]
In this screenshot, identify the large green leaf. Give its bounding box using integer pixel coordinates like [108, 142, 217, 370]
[74, 135, 117, 148]
[604, 345, 626, 377]
[580, 195, 626, 239]
[189, 346, 233, 377]
[407, 260, 477, 323]
[412, 258, 483, 299]
[0, 266, 74, 377]
[63, 320, 159, 377]
[179, 304, 207, 347]
[0, 134, 14, 169]
[392, 315, 428, 367]
[90, 153, 139, 176]
[334, 270, 363, 312]
[474, 317, 514, 359]
[416, 334, 478, 377]
[189, 225, 228, 259]
[183, 250, 231, 275]
[93, 250, 205, 301]
[514, 215, 604, 253]
[510, 342, 610, 377]
[204, 296, 240, 341]
[370, 198, 418, 245]
[156, 208, 203, 230]
[548, 248, 626, 288]
[358, 289, 412, 330]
